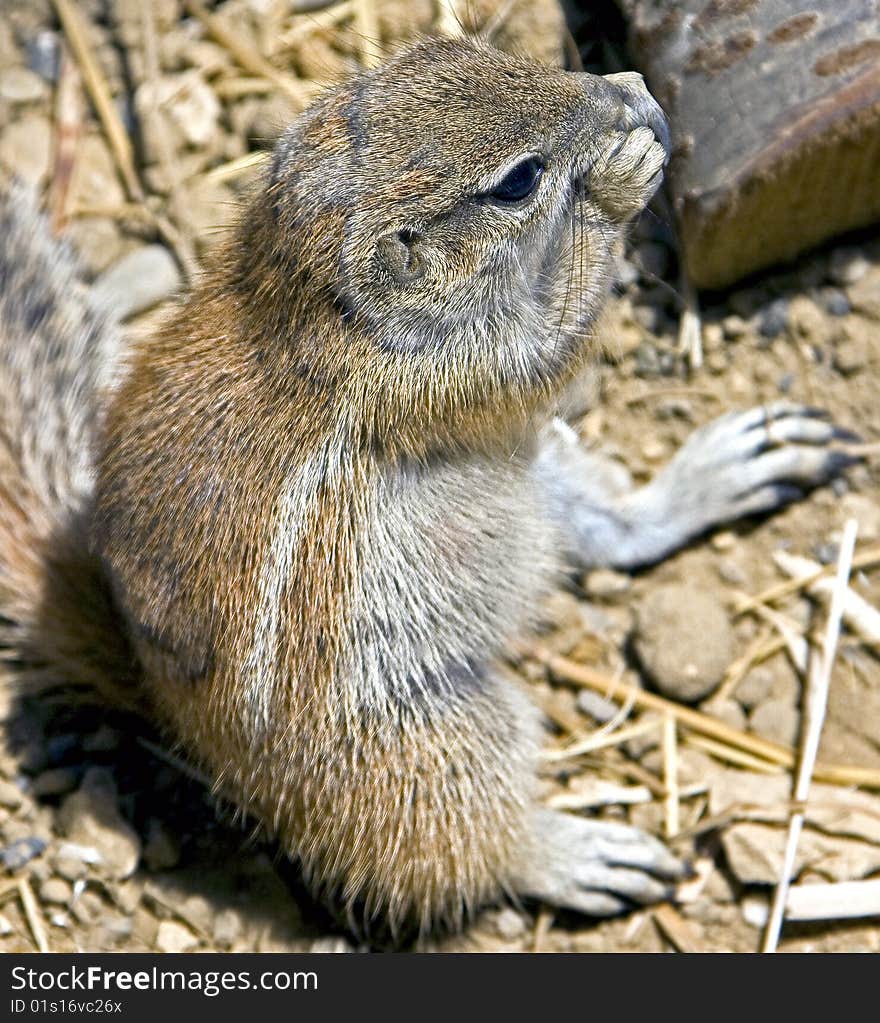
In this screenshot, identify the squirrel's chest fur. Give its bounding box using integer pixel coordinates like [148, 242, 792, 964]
[94, 327, 558, 762]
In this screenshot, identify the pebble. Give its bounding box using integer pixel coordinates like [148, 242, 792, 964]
[838, 494, 880, 543]
[734, 667, 774, 711]
[634, 340, 661, 377]
[641, 437, 666, 462]
[706, 351, 728, 374]
[829, 247, 869, 286]
[721, 314, 748, 340]
[817, 286, 850, 317]
[740, 893, 770, 929]
[0, 836, 47, 870]
[833, 318, 871, 375]
[63, 217, 125, 277]
[93, 245, 182, 321]
[634, 584, 733, 703]
[309, 937, 354, 953]
[57, 768, 141, 880]
[213, 908, 242, 949]
[0, 67, 48, 103]
[156, 920, 199, 953]
[0, 115, 52, 186]
[489, 906, 527, 941]
[701, 323, 724, 352]
[749, 698, 800, 747]
[26, 30, 61, 83]
[758, 297, 789, 340]
[848, 268, 880, 321]
[576, 689, 619, 724]
[39, 878, 72, 905]
[70, 134, 126, 209]
[786, 294, 824, 340]
[138, 71, 220, 149]
[583, 568, 631, 601]
[0, 778, 23, 809]
[52, 851, 88, 881]
[701, 698, 747, 733]
[710, 530, 737, 552]
[717, 559, 748, 586]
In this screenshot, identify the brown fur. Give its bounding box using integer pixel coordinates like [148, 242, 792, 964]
[2, 39, 671, 936]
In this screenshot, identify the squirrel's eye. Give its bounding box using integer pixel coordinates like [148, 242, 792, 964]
[487, 157, 545, 203]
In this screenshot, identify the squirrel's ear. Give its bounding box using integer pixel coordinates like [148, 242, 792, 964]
[376, 229, 425, 283]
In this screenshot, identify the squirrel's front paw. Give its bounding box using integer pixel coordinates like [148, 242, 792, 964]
[513, 808, 685, 916]
[642, 401, 861, 538]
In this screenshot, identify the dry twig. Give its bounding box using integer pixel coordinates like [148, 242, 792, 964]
[533, 647, 880, 789]
[762, 518, 858, 953]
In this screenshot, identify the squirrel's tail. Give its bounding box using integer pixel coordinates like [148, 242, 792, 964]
[0, 183, 140, 707]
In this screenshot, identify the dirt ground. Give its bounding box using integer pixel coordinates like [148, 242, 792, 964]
[0, 0, 878, 953]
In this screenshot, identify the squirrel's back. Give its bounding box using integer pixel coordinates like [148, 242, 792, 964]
[0, 184, 136, 703]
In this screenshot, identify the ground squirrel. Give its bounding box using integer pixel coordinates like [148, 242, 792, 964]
[0, 38, 859, 939]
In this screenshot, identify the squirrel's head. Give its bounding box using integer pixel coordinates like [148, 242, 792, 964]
[238, 38, 669, 443]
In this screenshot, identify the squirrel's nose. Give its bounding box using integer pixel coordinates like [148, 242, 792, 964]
[601, 71, 671, 164]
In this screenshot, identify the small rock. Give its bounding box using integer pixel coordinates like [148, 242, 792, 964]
[848, 268, 880, 321]
[213, 908, 242, 949]
[702, 698, 747, 732]
[633, 303, 663, 333]
[0, 67, 48, 103]
[0, 778, 23, 809]
[52, 851, 88, 882]
[583, 568, 631, 601]
[787, 294, 824, 340]
[39, 878, 71, 906]
[26, 30, 61, 83]
[0, 836, 47, 871]
[749, 698, 800, 747]
[701, 322, 724, 352]
[734, 667, 774, 711]
[489, 906, 527, 941]
[758, 297, 789, 340]
[0, 913, 13, 936]
[833, 339, 867, 376]
[838, 494, 880, 543]
[137, 71, 220, 149]
[706, 350, 728, 374]
[93, 245, 182, 321]
[63, 217, 126, 277]
[57, 768, 141, 880]
[309, 937, 354, 953]
[31, 767, 79, 799]
[634, 584, 733, 702]
[741, 893, 769, 929]
[156, 920, 199, 953]
[70, 134, 126, 210]
[710, 530, 737, 552]
[576, 689, 618, 724]
[717, 559, 748, 587]
[0, 115, 52, 187]
[818, 287, 850, 317]
[641, 437, 666, 462]
[143, 819, 181, 872]
[829, 247, 869, 286]
[721, 314, 748, 340]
